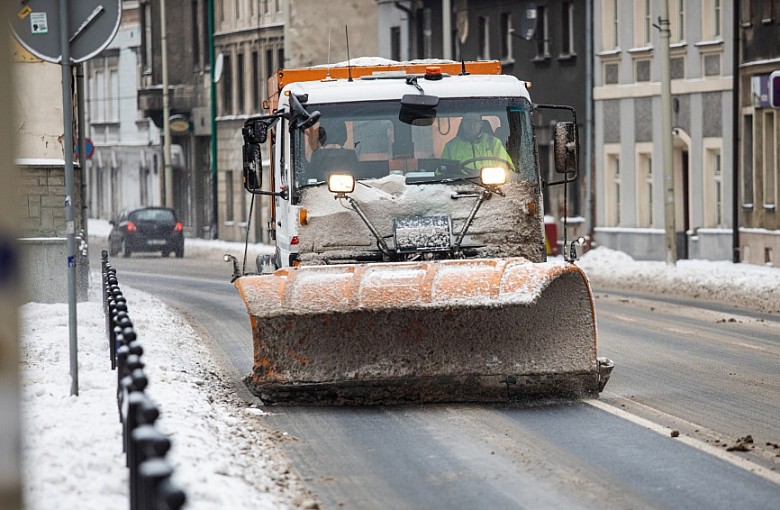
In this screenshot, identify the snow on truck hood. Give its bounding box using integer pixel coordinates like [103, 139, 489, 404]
[281, 74, 530, 105]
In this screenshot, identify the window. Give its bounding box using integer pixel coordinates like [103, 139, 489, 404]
[222, 54, 232, 115]
[739, 0, 753, 25]
[673, 0, 686, 42]
[704, 141, 724, 227]
[251, 51, 259, 112]
[225, 170, 234, 222]
[761, 1, 775, 23]
[605, 147, 621, 226]
[703, 0, 722, 40]
[266, 49, 274, 81]
[108, 67, 119, 122]
[501, 13, 513, 61]
[634, 0, 652, 46]
[534, 6, 550, 59]
[192, 1, 200, 67]
[636, 147, 654, 227]
[390, 26, 402, 61]
[602, 0, 620, 50]
[764, 110, 777, 208]
[92, 70, 105, 122]
[742, 114, 754, 207]
[277, 47, 284, 71]
[478, 16, 490, 60]
[237, 52, 245, 113]
[143, 2, 152, 73]
[561, 2, 575, 56]
[422, 8, 433, 59]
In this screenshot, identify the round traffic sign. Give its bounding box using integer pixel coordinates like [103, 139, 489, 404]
[10, 0, 122, 64]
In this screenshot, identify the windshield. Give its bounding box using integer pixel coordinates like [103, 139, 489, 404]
[292, 97, 538, 189]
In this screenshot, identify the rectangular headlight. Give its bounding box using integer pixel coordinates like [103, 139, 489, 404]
[328, 174, 356, 194]
[481, 166, 507, 186]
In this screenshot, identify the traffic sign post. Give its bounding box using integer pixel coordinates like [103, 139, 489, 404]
[10, 0, 122, 396]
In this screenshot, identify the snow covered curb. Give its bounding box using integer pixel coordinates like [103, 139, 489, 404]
[577, 247, 780, 314]
[20, 274, 315, 510]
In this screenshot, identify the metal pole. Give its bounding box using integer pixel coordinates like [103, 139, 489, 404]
[161, 0, 174, 208]
[442, 0, 452, 60]
[60, 0, 79, 395]
[585, 0, 594, 245]
[659, 1, 677, 265]
[732, 0, 741, 263]
[209, 0, 218, 238]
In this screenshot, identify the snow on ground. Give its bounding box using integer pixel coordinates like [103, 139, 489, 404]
[18, 220, 780, 509]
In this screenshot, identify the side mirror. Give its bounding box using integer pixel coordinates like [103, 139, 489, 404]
[553, 121, 577, 175]
[289, 93, 321, 130]
[399, 94, 439, 126]
[242, 116, 279, 193]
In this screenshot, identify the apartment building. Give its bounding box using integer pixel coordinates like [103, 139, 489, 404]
[593, 0, 734, 261]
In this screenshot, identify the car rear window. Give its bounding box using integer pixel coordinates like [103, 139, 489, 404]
[130, 209, 176, 223]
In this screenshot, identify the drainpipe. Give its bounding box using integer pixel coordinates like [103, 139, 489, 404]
[585, 0, 594, 246]
[161, 0, 173, 208]
[209, 0, 218, 238]
[732, 0, 740, 263]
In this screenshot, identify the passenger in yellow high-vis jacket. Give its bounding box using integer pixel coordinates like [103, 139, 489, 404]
[441, 112, 511, 173]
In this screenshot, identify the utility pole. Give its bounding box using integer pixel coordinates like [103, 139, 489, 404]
[161, 0, 174, 208]
[442, 0, 452, 60]
[659, 1, 677, 265]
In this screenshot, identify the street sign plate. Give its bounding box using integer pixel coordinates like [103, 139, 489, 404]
[9, 0, 122, 64]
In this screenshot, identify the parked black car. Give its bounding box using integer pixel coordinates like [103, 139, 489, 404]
[108, 207, 185, 258]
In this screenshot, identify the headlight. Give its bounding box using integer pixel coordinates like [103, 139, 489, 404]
[481, 166, 507, 186]
[328, 174, 356, 194]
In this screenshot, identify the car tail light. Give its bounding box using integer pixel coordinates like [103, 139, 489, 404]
[127, 221, 137, 232]
[174, 222, 183, 232]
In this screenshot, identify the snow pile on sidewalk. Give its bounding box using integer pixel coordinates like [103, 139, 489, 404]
[577, 247, 780, 314]
[19, 278, 314, 510]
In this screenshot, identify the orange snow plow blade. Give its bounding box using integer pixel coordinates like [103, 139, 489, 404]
[235, 258, 612, 404]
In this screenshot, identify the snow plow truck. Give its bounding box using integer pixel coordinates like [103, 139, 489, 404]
[227, 58, 613, 404]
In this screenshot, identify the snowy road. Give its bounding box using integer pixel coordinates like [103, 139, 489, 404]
[91, 239, 780, 509]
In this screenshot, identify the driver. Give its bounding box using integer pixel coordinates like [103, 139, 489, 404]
[441, 113, 511, 173]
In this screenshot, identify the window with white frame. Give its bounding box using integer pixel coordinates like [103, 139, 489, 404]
[534, 6, 550, 58]
[764, 110, 777, 208]
[634, 0, 652, 47]
[672, 0, 686, 42]
[742, 113, 754, 207]
[90, 57, 120, 123]
[478, 16, 490, 60]
[636, 147, 654, 227]
[702, 0, 722, 40]
[602, 0, 620, 50]
[561, 2, 575, 56]
[703, 140, 724, 227]
[500, 13, 513, 61]
[605, 147, 622, 226]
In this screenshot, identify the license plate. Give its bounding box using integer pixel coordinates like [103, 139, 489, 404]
[147, 240, 166, 246]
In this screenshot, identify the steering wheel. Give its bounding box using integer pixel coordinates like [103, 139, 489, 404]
[457, 157, 516, 176]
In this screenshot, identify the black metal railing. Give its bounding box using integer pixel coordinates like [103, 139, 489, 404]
[102, 250, 186, 510]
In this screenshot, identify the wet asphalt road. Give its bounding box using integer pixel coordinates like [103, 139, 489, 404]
[92, 241, 780, 509]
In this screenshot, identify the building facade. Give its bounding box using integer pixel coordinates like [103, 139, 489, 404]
[376, 1, 593, 249]
[737, 2, 780, 267]
[593, 0, 734, 261]
[137, 0, 213, 238]
[86, 2, 162, 223]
